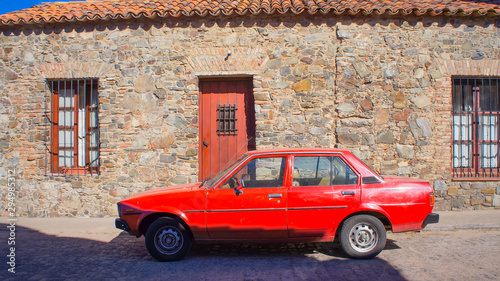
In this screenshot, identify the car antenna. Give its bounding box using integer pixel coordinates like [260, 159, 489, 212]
[199, 136, 254, 189]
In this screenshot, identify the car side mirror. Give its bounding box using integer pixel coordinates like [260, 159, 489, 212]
[234, 181, 243, 196]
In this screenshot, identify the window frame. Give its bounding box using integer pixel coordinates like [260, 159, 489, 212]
[48, 78, 100, 175]
[292, 155, 359, 187]
[452, 77, 500, 180]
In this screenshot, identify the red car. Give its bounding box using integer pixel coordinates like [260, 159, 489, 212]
[116, 148, 438, 261]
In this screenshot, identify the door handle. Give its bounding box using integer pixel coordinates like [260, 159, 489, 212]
[341, 191, 355, 196]
[203, 141, 209, 147]
[268, 194, 282, 199]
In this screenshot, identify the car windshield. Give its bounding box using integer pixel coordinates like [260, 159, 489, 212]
[205, 154, 249, 188]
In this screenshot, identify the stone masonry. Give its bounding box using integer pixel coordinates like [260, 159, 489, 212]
[1, 13, 500, 217]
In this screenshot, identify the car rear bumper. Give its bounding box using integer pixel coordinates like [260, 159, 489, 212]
[115, 218, 130, 232]
[423, 213, 439, 225]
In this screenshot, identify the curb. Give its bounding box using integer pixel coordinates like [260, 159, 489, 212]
[425, 224, 500, 231]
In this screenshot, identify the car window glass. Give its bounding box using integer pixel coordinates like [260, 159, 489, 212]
[220, 157, 286, 189]
[332, 157, 358, 185]
[292, 156, 332, 186]
[292, 156, 358, 186]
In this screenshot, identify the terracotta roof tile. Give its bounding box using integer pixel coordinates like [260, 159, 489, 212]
[0, 0, 499, 27]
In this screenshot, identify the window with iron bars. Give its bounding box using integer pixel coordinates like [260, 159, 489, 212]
[217, 104, 238, 135]
[47, 79, 100, 175]
[452, 77, 499, 179]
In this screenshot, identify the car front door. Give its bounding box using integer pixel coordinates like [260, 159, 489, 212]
[206, 155, 289, 240]
[287, 155, 360, 238]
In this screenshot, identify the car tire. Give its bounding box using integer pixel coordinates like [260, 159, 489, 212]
[339, 215, 386, 259]
[145, 217, 192, 262]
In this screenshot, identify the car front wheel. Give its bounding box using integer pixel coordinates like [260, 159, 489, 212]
[145, 217, 192, 262]
[339, 215, 386, 259]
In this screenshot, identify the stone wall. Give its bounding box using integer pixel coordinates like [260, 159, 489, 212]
[0, 14, 499, 217]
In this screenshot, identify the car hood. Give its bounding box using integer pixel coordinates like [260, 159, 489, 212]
[123, 182, 201, 201]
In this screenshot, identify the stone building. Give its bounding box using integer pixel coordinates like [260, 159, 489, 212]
[0, 0, 499, 217]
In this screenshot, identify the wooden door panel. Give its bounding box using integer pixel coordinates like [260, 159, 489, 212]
[200, 79, 255, 181]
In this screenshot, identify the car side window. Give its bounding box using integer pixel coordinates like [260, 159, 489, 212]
[332, 157, 358, 185]
[293, 156, 332, 186]
[220, 157, 286, 189]
[292, 156, 358, 186]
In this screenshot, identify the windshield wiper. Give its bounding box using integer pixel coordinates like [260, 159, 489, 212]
[199, 177, 211, 188]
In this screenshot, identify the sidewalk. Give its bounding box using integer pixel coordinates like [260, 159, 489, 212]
[425, 209, 500, 231]
[2, 210, 499, 241]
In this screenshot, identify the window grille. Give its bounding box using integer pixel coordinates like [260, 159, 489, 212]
[452, 78, 499, 178]
[46, 79, 100, 175]
[217, 104, 237, 135]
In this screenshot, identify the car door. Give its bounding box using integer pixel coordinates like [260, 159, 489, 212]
[287, 154, 360, 238]
[206, 155, 289, 240]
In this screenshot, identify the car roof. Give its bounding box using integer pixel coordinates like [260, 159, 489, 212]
[245, 148, 352, 156]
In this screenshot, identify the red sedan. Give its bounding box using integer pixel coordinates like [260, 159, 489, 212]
[116, 148, 438, 261]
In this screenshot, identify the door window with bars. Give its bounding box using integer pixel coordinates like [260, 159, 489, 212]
[48, 79, 99, 175]
[452, 78, 499, 178]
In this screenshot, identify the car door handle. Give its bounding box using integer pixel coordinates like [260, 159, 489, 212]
[268, 194, 282, 199]
[341, 191, 355, 196]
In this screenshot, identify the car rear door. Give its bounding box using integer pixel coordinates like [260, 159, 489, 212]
[287, 154, 361, 238]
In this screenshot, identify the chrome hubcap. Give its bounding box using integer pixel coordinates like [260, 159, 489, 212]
[154, 226, 183, 255]
[348, 222, 378, 253]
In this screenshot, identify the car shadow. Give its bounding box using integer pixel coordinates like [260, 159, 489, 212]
[1, 223, 407, 281]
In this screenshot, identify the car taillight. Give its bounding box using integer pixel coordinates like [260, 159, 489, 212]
[430, 193, 435, 205]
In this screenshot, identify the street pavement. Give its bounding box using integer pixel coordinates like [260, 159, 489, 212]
[1, 210, 499, 281]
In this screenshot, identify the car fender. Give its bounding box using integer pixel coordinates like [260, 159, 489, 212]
[137, 206, 192, 235]
[335, 203, 393, 232]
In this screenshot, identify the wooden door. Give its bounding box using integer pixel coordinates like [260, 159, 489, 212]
[199, 79, 255, 181]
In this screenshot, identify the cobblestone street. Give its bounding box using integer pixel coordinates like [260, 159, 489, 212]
[1, 221, 499, 281]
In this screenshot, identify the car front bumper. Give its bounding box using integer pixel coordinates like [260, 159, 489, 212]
[115, 218, 130, 232]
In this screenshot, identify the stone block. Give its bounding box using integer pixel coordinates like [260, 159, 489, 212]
[447, 187, 458, 196]
[362, 134, 375, 145]
[376, 130, 394, 144]
[166, 114, 189, 129]
[451, 197, 467, 210]
[304, 33, 329, 44]
[471, 182, 486, 189]
[393, 92, 407, 108]
[139, 168, 156, 183]
[434, 199, 451, 211]
[337, 102, 356, 113]
[292, 79, 312, 92]
[352, 62, 370, 78]
[396, 144, 415, 159]
[470, 193, 485, 205]
[460, 182, 470, 190]
[433, 180, 448, 191]
[360, 99, 373, 111]
[374, 109, 390, 125]
[337, 133, 361, 145]
[337, 30, 351, 39]
[481, 188, 496, 195]
[309, 127, 327, 135]
[411, 95, 432, 108]
[416, 117, 432, 137]
[429, 70, 442, 79]
[493, 194, 500, 207]
[340, 118, 373, 127]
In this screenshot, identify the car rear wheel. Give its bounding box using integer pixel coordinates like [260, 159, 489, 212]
[339, 215, 386, 259]
[145, 217, 192, 262]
